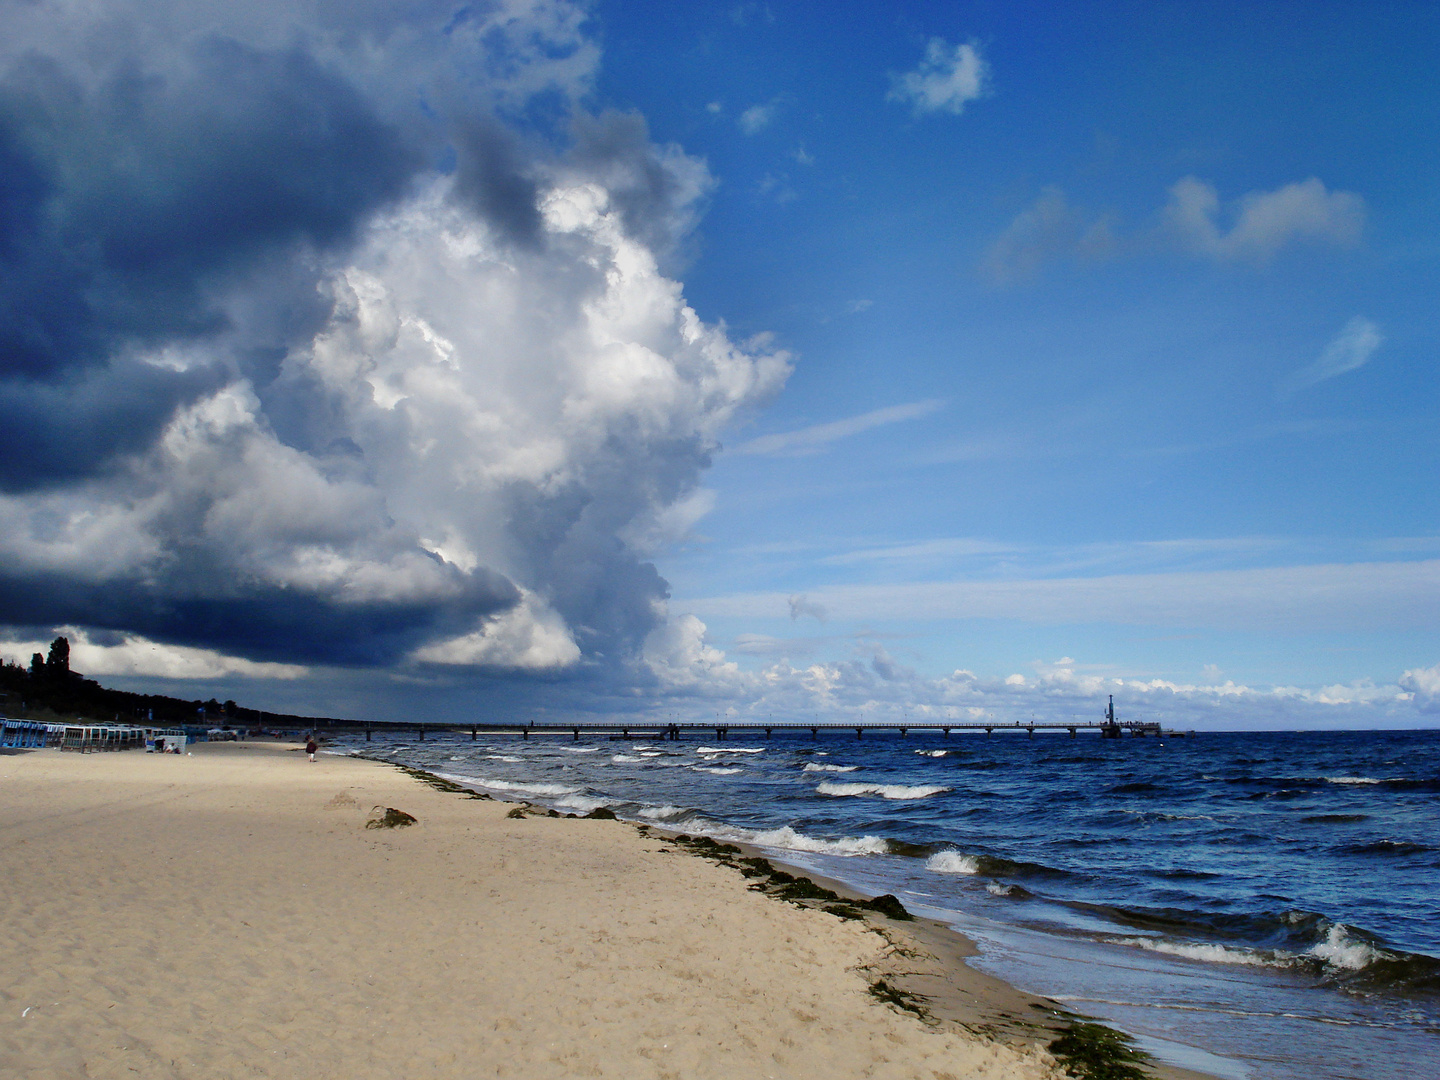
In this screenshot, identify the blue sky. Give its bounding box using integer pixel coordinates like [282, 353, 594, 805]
[595, 1, 1440, 691]
[0, 0, 1434, 728]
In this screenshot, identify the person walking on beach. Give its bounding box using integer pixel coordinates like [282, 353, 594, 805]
[306, 737, 318, 763]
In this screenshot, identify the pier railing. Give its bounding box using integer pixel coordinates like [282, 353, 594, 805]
[335, 719, 1169, 742]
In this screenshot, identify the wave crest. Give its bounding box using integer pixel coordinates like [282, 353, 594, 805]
[817, 781, 949, 800]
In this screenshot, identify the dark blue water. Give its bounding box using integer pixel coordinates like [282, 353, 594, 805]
[336, 728, 1440, 1080]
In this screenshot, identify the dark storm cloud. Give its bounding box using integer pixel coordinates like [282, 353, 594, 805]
[567, 111, 713, 266]
[0, 38, 418, 379]
[0, 561, 519, 667]
[452, 118, 544, 247]
[0, 1, 787, 685]
[0, 361, 228, 491]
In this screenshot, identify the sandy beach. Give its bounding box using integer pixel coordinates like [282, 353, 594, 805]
[0, 741, 1183, 1080]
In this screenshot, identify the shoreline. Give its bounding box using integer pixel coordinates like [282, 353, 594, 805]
[429, 766, 1218, 1080]
[1, 741, 1078, 1079]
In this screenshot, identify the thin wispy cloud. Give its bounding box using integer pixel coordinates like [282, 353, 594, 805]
[822, 538, 1019, 566]
[739, 98, 782, 134]
[685, 558, 1440, 634]
[787, 594, 827, 621]
[732, 399, 945, 456]
[983, 186, 1117, 283]
[1279, 317, 1384, 395]
[887, 38, 990, 116]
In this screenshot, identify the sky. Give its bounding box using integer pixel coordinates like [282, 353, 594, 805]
[0, 0, 1436, 730]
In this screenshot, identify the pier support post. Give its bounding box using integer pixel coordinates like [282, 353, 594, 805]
[943, 728, 950, 737]
[1068, 727, 1076, 737]
[985, 728, 992, 736]
[365, 726, 371, 742]
[523, 728, 529, 740]
[855, 727, 863, 739]
[765, 728, 772, 738]
[810, 727, 817, 739]
[899, 728, 907, 737]
[418, 725, 425, 741]
[1026, 726, 1034, 737]
[470, 727, 476, 740]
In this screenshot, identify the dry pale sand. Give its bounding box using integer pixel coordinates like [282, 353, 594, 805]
[0, 741, 1076, 1080]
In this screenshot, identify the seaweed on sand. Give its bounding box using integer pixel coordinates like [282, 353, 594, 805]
[366, 806, 417, 829]
[867, 978, 930, 1020]
[775, 877, 843, 903]
[862, 893, 914, 921]
[506, 807, 528, 819]
[1046, 1022, 1151, 1080]
[664, 835, 914, 922]
[393, 765, 491, 798]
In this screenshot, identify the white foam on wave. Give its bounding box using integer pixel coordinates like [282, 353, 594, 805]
[1307, 924, 1389, 971]
[638, 751, 664, 757]
[612, 754, 642, 763]
[554, 793, 609, 813]
[817, 781, 950, 800]
[927, 850, 982, 874]
[916, 749, 948, 758]
[707, 823, 890, 857]
[466, 777, 579, 797]
[1326, 776, 1384, 785]
[560, 746, 601, 753]
[486, 755, 521, 762]
[696, 746, 765, 754]
[802, 762, 859, 773]
[693, 766, 743, 776]
[1116, 937, 1284, 968]
[638, 804, 690, 821]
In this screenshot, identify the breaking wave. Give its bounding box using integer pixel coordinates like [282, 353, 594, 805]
[816, 781, 949, 800]
[926, 850, 982, 874]
[707, 823, 891, 857]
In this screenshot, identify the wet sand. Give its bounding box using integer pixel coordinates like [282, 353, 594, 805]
[0, 741, 1195, 1079]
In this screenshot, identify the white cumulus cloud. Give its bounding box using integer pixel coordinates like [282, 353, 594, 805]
[1164, 176, 1364, 264]
[887, 38, 989, 116]
[0, 0, 791, 680]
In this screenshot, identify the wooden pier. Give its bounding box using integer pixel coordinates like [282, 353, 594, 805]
[341, 717, 1166, 742]
[328, 695, 1172, 743]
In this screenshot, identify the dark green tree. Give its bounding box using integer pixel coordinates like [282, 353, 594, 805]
[46, 636, 70, 677]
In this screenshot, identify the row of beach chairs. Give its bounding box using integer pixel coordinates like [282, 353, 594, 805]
[58, 724, 148, 752]
[0, 718, 49, 749]
[0, 719, 206, 752]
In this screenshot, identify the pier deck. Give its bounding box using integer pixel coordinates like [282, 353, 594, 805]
[334, 719, 1168, 741]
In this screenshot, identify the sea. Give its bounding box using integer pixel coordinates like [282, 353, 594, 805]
[331, 726, 1440, 1080]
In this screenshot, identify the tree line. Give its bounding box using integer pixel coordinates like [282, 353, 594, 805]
[1, 636, 342, 729]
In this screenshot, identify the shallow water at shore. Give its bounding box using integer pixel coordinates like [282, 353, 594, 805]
[336, 727, 1440, 1080]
